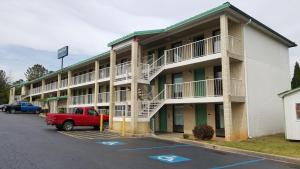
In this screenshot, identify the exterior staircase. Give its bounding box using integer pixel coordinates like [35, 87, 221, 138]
[138, 90, 165, 119]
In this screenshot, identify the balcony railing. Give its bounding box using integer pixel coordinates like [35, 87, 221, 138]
[115, 105, 131, 117]
[60, 78, 68, 88]
[70, 94, 94, 105]
[71, 71, 95, 86]
[32, 101, 43, 107]
[115, 62, 131, 81]
[98, 92, 110, 103]
[165, 35, 221, 64]
[115, 90, 131, 103]
[99, 67, 110, 80]
[30, 86, 42, 95]
[45, 82, 58, 91]
[165, 78, 223, 99]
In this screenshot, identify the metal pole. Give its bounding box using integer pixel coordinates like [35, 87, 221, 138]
[61, 57, 64, 73]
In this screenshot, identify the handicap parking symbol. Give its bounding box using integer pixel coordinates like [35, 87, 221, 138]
[149, 154, 191, 164]
[96, 141, 125, 146]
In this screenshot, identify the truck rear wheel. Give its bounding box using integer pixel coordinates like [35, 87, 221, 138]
[63, 121, 74, 131]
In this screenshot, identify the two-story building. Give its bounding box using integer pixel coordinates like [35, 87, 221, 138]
[9, 2, 296, 141]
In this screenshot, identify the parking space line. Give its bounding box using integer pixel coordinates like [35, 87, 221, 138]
[119, 144, 192, 151]
[209, 158, 265, 169]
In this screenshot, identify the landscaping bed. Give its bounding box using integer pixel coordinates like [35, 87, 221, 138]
[208, 134, 300, 158]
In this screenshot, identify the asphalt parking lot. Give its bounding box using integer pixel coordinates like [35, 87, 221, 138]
[0, 111, 299, 169]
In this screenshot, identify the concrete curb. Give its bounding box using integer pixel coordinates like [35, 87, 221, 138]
[150, 134, 300, 165]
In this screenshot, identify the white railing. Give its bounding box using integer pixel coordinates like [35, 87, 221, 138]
[98, 109, 109, 115]
[70, 94, 94, 105]
[139, 89, 165, 118]
[45, 82, 58, 91]
[32, 101, 43, 107]
[228, 35, 243, 56]
[98, 92, 110, 103]
[115, 62, 131, 81]
[71, 71, 95, 85]
[139, 63, 150, 80]
[165, 35, 221, 64]
[115, 105, 131, 117]
[60, 78, 68, 88]
[30, 86, 42, 95]
[115, 90, 131, 103]
[148, 55, 165, 77]
[99, 67, 110, 79]
[231, 78, 243, 96]
[165, 78, 223, 99]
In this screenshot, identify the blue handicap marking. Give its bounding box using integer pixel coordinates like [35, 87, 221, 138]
[96, 141, 125, 146]
[149, 154, 191, 164]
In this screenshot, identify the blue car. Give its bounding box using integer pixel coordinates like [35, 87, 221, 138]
[6, 101, 41, 114]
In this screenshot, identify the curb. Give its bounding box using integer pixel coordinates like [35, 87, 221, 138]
[150, 134, 300, 165]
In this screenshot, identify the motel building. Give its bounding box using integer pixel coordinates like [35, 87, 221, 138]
[9, 3, 296, 141]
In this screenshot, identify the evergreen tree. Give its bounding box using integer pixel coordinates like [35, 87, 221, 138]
[24, 64, 48, 81]
[291, 62, 300, 89]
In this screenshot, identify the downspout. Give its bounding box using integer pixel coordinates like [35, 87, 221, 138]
[244, 19, 252, 138]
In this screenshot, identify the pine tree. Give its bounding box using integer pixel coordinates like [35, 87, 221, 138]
[24, 64, 48, 81]
[291, 62, 300, 89]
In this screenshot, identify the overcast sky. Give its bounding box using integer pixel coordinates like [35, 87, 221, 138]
[0, 0, 299, 81]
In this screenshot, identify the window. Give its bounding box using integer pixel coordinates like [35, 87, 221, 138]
[88, 109, 97, 116]
[296, 104, 300, 120]
[75, 108, 83, 114]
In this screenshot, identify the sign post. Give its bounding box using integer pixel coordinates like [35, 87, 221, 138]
[57, 46, 69, 72]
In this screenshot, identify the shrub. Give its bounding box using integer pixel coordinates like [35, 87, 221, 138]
[192, 125, 214, 140]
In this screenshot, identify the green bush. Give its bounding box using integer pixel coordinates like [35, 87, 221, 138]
[193, 125, 214, 140]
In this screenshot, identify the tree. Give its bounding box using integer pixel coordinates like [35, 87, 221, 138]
[291, 62, 300, 89]
[13, 79, 24, 95]
[25, 64, 48, 81]
[0, 70, 10, 104]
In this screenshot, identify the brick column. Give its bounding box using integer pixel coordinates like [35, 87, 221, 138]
[130, 40, 139, 133]
[220, 14, 233, 141]
[109, 49, 116, 129]
[94, 60, 99, 110]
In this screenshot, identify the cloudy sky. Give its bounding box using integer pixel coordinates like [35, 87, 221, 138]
[0, 0, 299, 81]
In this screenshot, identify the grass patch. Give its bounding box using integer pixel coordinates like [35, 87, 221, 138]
[208, 134, 300, 158]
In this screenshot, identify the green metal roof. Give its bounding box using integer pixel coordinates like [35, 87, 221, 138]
[20, 51, 110, 86]
[108, 2, 297, 47]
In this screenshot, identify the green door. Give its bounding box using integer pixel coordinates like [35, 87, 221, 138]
[194, 68, 205, 97]
[158, 75, 167, 132]
[158, 75, 166, 99]
[195, 104, 207, 125]
[159, 106, 167, 132]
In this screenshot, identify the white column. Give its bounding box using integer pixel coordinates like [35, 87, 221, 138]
[67, 70, 72, 113]
[57, 73, 61, 97]
[130, 40, 139, 133]
[220, 14, 233, 141]
[109, 49, 116, 129]
[94, 60, 99, 109]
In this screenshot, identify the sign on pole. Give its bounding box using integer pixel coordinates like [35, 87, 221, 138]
[57, 46, 68, 72]
[57, 46, 68, 59]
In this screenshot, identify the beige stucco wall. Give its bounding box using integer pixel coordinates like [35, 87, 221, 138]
[231, 103, 248, 140]
[112, 121, 150, 134]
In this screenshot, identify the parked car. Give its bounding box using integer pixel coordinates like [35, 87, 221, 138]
[6, 101, 42, 114]
[0, 104, 7, 112]
[46, 107, 109, 131]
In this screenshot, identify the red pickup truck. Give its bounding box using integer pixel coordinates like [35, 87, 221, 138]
[46, 107, 109, 131]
